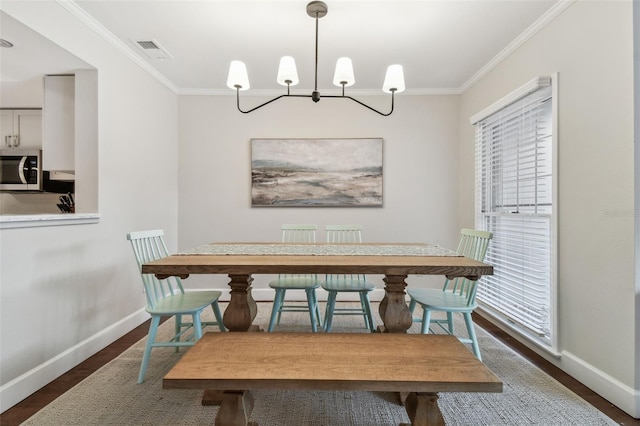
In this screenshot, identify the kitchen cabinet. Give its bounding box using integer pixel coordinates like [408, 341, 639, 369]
[0, 109, 42, 149]
[43, 75, 75, 171]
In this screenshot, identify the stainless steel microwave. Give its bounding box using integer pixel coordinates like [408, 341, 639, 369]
[0, 149, 42, 191]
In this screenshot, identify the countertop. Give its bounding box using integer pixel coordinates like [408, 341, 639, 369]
[0, 213, 101, 229]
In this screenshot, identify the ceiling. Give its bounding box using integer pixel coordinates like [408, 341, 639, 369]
[0, 11, 91, 82]
[1, 0, 562, 94]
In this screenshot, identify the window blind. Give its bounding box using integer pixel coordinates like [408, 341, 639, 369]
[475, 82, 554, 344]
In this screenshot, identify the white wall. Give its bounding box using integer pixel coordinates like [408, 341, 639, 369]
[634, 0, 640, 395]
[0, 79, 42, 108]
[0, 2, 179, 411]
[459, 0, 638, 416]
[177, 94, 462, 296]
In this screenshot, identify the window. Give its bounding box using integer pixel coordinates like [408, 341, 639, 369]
[472, 77, 556, 350]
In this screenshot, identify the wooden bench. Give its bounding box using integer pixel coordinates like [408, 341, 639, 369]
[163, 332, 502, 426]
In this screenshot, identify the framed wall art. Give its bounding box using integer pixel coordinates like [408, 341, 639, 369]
[251, 138, 383, 207]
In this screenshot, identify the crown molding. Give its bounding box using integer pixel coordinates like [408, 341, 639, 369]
[58, 0, 179, 94]
[459, 0, 575, 93]
[177, 87, 462, 96]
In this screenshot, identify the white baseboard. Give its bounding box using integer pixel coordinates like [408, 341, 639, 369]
[0, 308, 149, 413]
[560, 350, 640, 418]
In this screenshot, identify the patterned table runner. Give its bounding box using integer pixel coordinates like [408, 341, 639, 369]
[179, 243, 460, 257]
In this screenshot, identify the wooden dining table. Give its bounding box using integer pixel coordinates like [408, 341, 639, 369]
[142, 242, 493, 333]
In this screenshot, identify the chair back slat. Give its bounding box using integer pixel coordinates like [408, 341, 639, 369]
[127, 230, 185, 310]
[325, 225, 365, 281]
[281, 224, 317, 243]
[279, 225, 317, 279]
[443, 228, 493, 305]
[325, 224, 363, 243]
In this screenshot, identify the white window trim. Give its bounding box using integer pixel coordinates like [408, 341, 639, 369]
[472, 73, 559, 356]
[470, 76, 552, 125]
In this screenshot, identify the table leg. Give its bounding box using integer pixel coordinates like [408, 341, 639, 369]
[401, 392, 445, 426]
[203, 275, 260, 406]
[223, 274, 260, 332]
[378, 274, 412, 333]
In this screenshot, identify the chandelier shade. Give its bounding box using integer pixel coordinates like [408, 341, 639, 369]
[383, 65, 406, 94]
[277, 56, 299, 87]
[226, 60, 250, 91]
[227, 1, 405, 116]
[333, 57, 355, 87]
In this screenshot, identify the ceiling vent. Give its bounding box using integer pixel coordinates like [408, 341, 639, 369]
[131, 38, 173, 60]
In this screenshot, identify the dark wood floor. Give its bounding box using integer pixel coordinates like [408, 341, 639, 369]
[1, 312, 638, 425]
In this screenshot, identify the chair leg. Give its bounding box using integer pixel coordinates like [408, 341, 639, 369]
[463, 312, 482, 361]
[409, 298, 423, 325]
[193, 311, 204, 340]
[360, 291, 375, 332]
[324, 291, 337, 332]
[421, 309, 432, 335]
[138, 315, 161, 384]
[305, 289, 318, 333]
[276, 289, 286, 325]
[211, 301, 226, 332]
[313, 290, 323, 327]
[174, 314, 182, 353]
[358, 292, 369, 330]
[409, 298, 417, 314]
[268, 289, 284, 332]
[446, 312, 454, 334]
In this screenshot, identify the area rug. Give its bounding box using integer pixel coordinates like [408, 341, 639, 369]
[23, 302, 615, 425]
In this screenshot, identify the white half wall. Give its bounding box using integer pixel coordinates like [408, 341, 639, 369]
[0, 2, 179, 411]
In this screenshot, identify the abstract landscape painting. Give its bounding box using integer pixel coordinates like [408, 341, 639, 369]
[251, 138, 383, 207]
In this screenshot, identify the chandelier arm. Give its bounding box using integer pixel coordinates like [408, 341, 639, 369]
[235, 91, 286, 114]
[235, 89, 314, 114]
[322, 91, 396, 116]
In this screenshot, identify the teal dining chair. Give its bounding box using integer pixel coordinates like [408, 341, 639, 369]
[268, 224, 322, 332]
[321, 225, 376, 332]
[407, 228, 492, 360]
[127, 229, 226, 383]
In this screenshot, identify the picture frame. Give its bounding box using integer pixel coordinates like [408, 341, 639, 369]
[251, 138, 383, 207]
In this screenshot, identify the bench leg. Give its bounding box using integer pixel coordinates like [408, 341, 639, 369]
[215, 390, 256, 426]
[202, 390, 224, 405]
[402, 392, 445, 426]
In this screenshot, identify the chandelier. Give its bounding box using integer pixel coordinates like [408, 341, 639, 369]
[226, 1, 405, 116]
